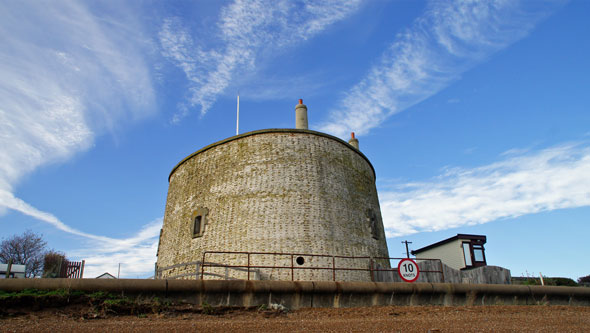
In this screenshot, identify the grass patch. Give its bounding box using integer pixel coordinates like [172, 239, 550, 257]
[0, 289, 168, 318]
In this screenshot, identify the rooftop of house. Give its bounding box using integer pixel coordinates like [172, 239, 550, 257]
[411, 234, 487, 255]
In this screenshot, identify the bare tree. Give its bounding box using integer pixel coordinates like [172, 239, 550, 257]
[0, 230, 48, 277]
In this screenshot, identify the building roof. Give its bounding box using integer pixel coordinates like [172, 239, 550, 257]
[0, 263, 26, 273]
[95, 272, 117, 279]
[168, 128, 376, 182]
[411, 234, 486, 255]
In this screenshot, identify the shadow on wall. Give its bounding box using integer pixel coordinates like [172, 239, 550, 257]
[375, 261, 512, 284]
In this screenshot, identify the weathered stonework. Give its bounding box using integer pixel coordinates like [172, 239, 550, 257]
[156, 129, 390, 281]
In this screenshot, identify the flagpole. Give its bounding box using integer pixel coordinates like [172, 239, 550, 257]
[236, 94, 240, 135]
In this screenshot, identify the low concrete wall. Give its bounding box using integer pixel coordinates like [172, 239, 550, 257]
[1, 279, 588, 308]
[375, 262, 511, 284]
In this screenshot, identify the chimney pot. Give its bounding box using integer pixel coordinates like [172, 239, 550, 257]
[348, 132, 359, 150]
[295, 99, 308, 130]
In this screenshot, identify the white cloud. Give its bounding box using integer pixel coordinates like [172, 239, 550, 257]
[380, 143, 590, 238]
[70, 218, 162, 279]
[0, 1, 156, 192]
[1, 186, 161, 277]
[319, 0, 563, 137]
[0, 1, 159, 275]
[158, 0, 362, 121]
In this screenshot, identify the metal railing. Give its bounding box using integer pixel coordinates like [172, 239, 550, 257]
[195, 251, 444, 282]
[155, 260, 261, 280]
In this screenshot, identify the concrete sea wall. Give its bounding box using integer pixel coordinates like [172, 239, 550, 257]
[1, 279, 588, 308]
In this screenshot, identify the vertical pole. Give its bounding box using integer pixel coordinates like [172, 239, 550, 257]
[6, 259, 12, 278]
[80, 260, 85, 279]
[247, 253, 250, 281]
[201, 252, 206, 280]
[236, 94, 240, 135]
[332, 256, 336, 281]
[57, 259, 63, 278]
[154, 263, 158, 279]
[118, 263, 121, 279]
[291, 254, 294, 281]
[402, 241, 412, 258]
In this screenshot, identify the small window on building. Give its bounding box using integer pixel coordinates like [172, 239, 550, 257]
[473, 244, 485, 262]
[366, 209, 379, 240]
[191, 207, 209, 238]
[193, 216, 202, 235]
[462, 242, 472, 266]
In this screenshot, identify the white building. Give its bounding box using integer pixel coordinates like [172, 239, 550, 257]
[412, 234, 487, 270]
[0, 263, 26, 278]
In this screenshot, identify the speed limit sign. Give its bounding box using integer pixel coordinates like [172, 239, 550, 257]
[398, 258, 420, 282]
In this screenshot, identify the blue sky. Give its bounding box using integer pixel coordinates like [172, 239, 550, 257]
[1, 0, 589, 280]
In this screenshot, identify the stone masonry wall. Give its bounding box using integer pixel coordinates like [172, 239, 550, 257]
[156, 129, 390, 281]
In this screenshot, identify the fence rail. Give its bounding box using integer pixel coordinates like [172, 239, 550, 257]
[155, 260, 260, 280]
[186, 251, 445, 282]
[59, 260, 85, 279]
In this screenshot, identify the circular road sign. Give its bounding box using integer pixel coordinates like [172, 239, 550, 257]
[398, 258, 420, 283]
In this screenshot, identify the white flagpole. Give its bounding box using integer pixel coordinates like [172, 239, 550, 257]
[236, 94, 240, 135]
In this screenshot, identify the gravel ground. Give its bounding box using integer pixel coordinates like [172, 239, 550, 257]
[2, 305, 589, 332]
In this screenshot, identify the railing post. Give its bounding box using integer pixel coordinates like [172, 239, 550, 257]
[201, 252, 206, 280]
[247, 253, 250, 280]
[332, 256, 336, 281]
[80, 260, 85, 279]
[6, 259, 12, 278]
[291, 254, 294, 281]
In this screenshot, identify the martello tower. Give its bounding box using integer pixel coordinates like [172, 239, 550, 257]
[156, 100, 389, 281]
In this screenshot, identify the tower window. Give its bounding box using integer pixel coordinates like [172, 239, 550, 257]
[191, 207, 209, 238]
[366, 209, 379, 240]
[193, 216, 202, 236]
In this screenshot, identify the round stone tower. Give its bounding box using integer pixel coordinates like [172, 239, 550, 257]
[156, 104, 389, 281]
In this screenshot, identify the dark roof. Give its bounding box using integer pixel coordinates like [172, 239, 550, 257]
[411, 234, 486, 255]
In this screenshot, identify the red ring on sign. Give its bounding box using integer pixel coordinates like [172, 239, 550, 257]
[397, 258, 420, 283]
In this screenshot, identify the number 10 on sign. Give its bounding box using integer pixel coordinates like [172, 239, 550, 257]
[397, 258, 420, 282]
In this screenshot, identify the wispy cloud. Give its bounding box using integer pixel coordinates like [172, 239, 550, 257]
[0, 1, 159, 275]
[380, 142, 590, 237]
[0, 188, 160, 277]
[158, 0, 362, 121]
[0, 1, 155, 192]
[319, 0, 563, 137]
[70, 218, 162, 278]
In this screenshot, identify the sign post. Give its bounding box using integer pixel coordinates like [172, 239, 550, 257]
[398, 258, 420, 283]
